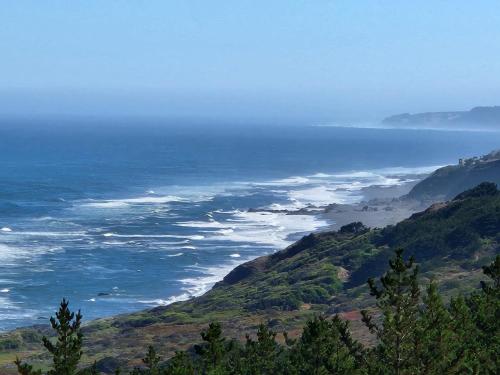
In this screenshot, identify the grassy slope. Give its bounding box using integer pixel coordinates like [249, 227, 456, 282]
[1, 187, 499, 372]
[407, 158, 500, 200]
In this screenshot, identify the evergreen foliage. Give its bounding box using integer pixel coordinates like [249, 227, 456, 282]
[130, 346, 162, 374]
[240, 324, 283, 375]
[414, 282, 455, 373]
[15, 299, 87, 375]
[290, 315, 360, 374]
[14, 253, 500, 374]
[453, 181, 499, 201]
[361, 248, 420, 374]
[195, 322, 227, 374]
[165, 352, 196, 375]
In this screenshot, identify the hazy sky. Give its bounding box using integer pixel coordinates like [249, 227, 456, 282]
[1, 1, 500, 123]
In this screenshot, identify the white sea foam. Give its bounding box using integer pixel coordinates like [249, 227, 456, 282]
[0, 243, 58, 267]
[186, 257, 261, 299]
[181, 262, 245, 300]
[289, 186, 354, 206]
[137, 257, 257, 307]
[308, 172, 332, 178]
[161, 234, 205, 240]
[119, 195, 186, 204]
[82, 195, 186, 209]
[178, 210, 326, 248]
[167, 252, 184, 257]
[260, 165, 440, 211]
[6, 231, 87, 237]
[229, 253, 240, 258]
[174, 165, 438, 250]
[101, 233, 200, 242]
[374, 165, 443, 176]
[32, 216, 56, 221]
[83, 201, 130, 208]
[249, 165, 434, 191]
[1, 227, 12, 232]
[330, 171, 380, 179]
[253, 176, 310, 186]
[235, 164, 439, 216]
[0, 243, 32, 262]
[82, 188, 220, 210]
[138, 294, 191, 306]
[177, 220, 230, 229]
[0, 295, 40, 322]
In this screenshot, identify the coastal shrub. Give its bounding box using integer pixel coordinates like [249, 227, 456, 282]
[446, 226, 480, 252]
[160, 312, 193, 324]
[339, 222, 368, 234]
[94, 357, 121, 374]
[13, 252, 500, 374]
[112, 316, 157, 329]
[472, 211, 500, 236]
[453, 181, 498, 200]
[0, 336, 21, 350]
[289, 315, 361, 374]
[250, 292, 302, 311]
[298, 285, 330, 303]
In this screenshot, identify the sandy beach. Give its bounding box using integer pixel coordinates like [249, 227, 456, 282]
[322, 180, 429, 231]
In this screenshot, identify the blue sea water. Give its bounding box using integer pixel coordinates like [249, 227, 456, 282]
[0, 120, 498, 330]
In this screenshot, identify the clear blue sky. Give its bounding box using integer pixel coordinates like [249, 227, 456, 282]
[1, 1, 500, 123]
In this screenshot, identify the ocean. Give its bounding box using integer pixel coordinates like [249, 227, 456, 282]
[0, 120, 498, 330]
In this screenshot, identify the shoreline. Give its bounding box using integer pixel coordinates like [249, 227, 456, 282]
[248, 178, 427, 232]
[145, 176, 429, 314]
[321, 180, 426, 231]
[0, 172, 431, 333]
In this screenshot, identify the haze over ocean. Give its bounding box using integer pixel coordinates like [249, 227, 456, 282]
[3, 2, 500, 121]
[0, 122, 497, 330]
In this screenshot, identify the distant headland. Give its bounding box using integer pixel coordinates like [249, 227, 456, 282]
[382, 106, 500, 130]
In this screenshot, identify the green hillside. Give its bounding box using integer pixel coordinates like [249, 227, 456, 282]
[407, 150, 500, 200]
[2, 183, 499, 373]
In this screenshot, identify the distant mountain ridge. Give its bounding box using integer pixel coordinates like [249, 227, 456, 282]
[382, 106, 500, 129]
[407, 149, 500, 200]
